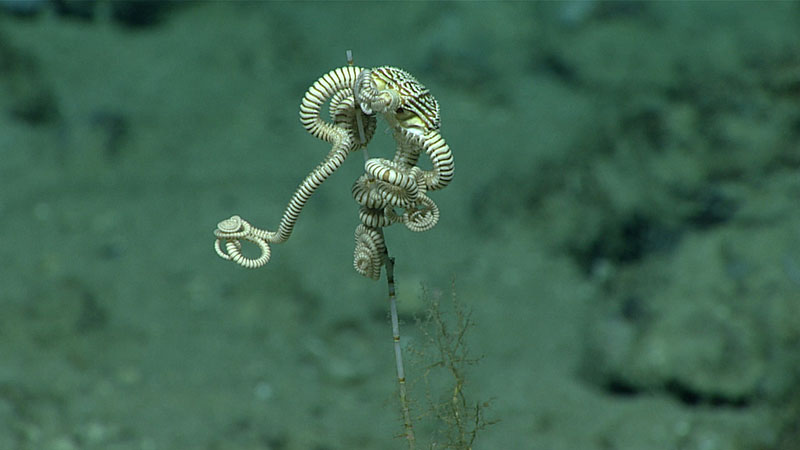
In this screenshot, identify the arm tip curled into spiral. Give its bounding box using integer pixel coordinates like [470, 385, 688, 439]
[214, 215, 272, 269]
[353, 224, 386, 280]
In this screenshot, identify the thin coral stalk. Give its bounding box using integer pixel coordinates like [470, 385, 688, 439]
[382, 235, 416, 449]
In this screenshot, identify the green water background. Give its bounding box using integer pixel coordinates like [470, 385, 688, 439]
[1, 2, 799, 449]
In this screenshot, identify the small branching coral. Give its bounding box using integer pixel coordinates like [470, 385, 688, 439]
[410, 284, 495, 449]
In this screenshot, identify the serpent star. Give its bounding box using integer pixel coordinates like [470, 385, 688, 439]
[213, 63, 454, 279]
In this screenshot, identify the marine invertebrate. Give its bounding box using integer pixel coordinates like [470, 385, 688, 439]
[213, 58, 453, 280]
